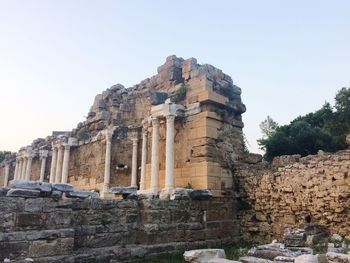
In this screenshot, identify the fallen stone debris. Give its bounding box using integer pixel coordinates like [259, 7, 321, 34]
[183, 230, 350, 263]
[3, 179, 100, 199]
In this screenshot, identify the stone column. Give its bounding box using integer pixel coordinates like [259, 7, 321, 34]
[18, 158, 23, 180]
[131, 135, 139, 188]
[25, 155, 33, 180]
[49, 147, 57, 183]
[55, 146, 64, 183]
[102, 127, 115, 195]
[61, 144, 71, 184]
[150, 117, 160, 194]
[140, 129, 148, 191]
[3, 163, 9, 187]
[21, 157, 28, 180]
[164, 114, 175, 193]
[39, 150, 48, 182]
[13, 158, 19, 180]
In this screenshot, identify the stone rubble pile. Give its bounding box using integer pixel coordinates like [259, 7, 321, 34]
[183, 234, 350, 263]
[1, 180, 99, 199]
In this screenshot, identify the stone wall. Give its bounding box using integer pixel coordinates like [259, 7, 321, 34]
[0, 196, 239, 262]
[2, 55, 246, 196]
[236, 149, 350, 243]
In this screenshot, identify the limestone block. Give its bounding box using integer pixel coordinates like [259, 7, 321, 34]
[209, 259, 241, 263]
[28, 237, 74, 257]
[9, 180, 52, 193]
[274, 256, 295, 262]
[183, 249, 226, 262]
[52, 183, 74, 192]
[110, 186, 137, 195]
[7, 188, 41, 198]
[240, 256, 274, 263]
[189, 189, 212, 200]
[0, 187, 9, 196]
[326, 252, 350, 263]
[170, 188, 192, 200]
[294, 254, 318, 263]
[66, 190, 99, 199]
[51, 190, 63, 199]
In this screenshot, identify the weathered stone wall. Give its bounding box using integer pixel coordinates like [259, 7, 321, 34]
[0, 197, 239, 262]
[236, 149, 350, 243]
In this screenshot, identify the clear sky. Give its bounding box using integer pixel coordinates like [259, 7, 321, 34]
[0, 0, 349, 153]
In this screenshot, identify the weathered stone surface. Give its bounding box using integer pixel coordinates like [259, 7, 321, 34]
[52, 183, 74, 193]
[274, 256, 295, 262]
[294, 254, 318, 263]
[0, 196, 238, 261]
[283, 229, 306, 247]
[110, 186, 137, 195]
[331, 234, 343, 243]
[7, 188, 41, 198]
[240, 256, 274, 263]
[51, 190, 63, 199]
[237, 149, 350, 243]
[327, 252, 350, 263]
[66, 190, 99, 198]
[170, 188, 192, 200]
[0, 187, 9, 196]
[151, 91, 169, 105]
[28, 237, 74, 257]
[9, 180, 52, 193]
[346, 134, 350, 146]
[209, 259, 241, 263]
[189, 189, 212, 200]
[183, 249, 226, 262]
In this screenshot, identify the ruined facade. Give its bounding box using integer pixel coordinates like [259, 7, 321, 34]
[0, 55, 246, 196]
[1, 56, 350, 262]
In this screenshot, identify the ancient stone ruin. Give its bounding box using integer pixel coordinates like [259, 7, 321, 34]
[0, 55, 246, 197]
[0, 56, 349, 262]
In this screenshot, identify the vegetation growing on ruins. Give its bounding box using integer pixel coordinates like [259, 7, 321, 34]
[259, 87, 350, 161]
[171, 84, 188, 103]
[0, 151, 11, 163]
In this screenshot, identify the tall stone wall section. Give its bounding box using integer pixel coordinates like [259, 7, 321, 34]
[236, 149, 350, 243]
[0, 197, 239, 262]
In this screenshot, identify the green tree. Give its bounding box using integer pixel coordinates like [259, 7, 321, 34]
[258, 88, 350, 161]
[259, 116, 278, 138]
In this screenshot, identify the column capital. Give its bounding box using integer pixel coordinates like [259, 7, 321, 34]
[63, 143, 70, 150]
[151, 116, 160, 126]
[165, 114, 176, 121]
[104, 126, 116, 142]
[39, 149, 49, 159]
[129, 129, 139, 142]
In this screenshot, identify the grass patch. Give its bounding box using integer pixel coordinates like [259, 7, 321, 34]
[312, 238, 328, 254]
[224, 241, 255, 260]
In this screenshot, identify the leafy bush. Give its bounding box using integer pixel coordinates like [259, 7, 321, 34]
[259, 88, 350, 161]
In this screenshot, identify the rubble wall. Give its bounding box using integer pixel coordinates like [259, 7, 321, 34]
[236, 149, 350, 243]
[0, 197, 239, 262]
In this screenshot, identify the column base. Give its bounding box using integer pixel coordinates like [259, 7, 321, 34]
[159, 187, 174, 200]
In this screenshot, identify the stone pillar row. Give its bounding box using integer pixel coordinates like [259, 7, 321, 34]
[49, 143, 72, 184]
[141, 114, 176, 195]
[5, 140, 73, 187]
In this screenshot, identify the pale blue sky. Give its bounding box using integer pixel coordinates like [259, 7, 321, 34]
[0, 0, 349, 152]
